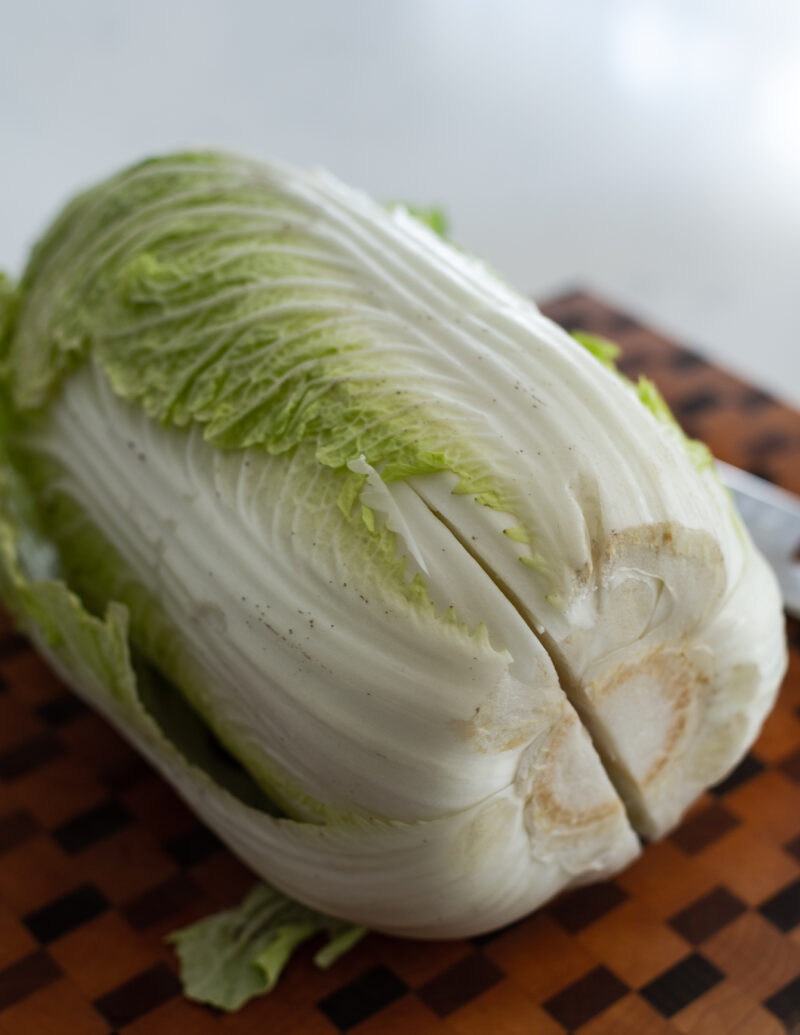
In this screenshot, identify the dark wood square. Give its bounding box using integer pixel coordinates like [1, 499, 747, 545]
[640, 953, 724, 1017]
[670, 802, 741, 855]
[668, 887, 747, 945]
[417, 951, 504, 1017]
[542, 965, 629, 1030]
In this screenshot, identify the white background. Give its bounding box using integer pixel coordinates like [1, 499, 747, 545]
[2, 0, 799, 404]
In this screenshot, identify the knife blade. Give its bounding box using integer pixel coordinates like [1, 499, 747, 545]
[716, 460, 800, 619]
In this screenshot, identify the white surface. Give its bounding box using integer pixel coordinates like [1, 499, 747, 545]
[2, 0, 799, 404]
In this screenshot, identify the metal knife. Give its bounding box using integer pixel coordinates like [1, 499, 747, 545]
[717, 461, 800, 619]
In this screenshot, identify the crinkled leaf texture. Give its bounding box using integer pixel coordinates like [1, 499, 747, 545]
[0, 151, 787, 1008]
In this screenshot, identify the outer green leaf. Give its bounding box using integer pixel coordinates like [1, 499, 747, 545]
[167, 882, 365, 1011]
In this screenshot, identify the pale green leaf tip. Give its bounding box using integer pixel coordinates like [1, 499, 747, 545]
[570, 330, 622, 369]
[636, 376, 714, 470]
[313, 924, 367, 969]
[389, 203, 449, 239]
[635, 376, 671, 421]
[503, 525, 529, 545]
[361, 503, 376, 533]
[571, 330, 713, 473]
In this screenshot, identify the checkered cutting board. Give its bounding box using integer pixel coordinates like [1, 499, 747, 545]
[0, 293, 798, 1034]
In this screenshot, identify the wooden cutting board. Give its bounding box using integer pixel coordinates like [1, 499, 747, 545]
[0, 292, 797, 1035]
